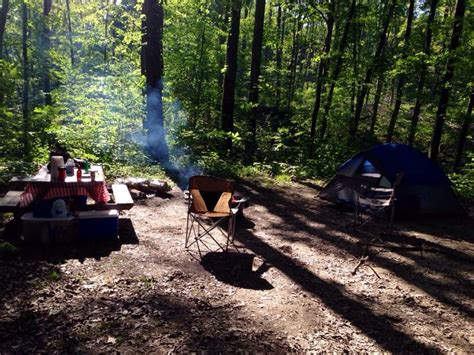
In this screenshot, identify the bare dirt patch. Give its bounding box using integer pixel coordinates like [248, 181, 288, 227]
[1, 179, 473, 352]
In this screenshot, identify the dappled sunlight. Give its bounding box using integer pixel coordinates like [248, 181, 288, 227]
[236, 179, 473, 350]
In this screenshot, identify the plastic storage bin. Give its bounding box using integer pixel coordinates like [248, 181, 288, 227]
[21, 213, 75, 244]
[77, 210, 119, 241]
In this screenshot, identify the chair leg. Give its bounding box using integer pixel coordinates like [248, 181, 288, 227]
[389, 206, 395, 228]
[195, 217, 227, 251]
[185, 212, 191, 248]
[225, 216, 233, 252]
[185, 213, 237, 253]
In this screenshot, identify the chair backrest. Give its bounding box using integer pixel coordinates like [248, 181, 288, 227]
[189, 175, 235, 214]
[358, 171, 404, 208]
[358, 186, 394, 207]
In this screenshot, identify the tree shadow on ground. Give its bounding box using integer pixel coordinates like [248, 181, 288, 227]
[0, 259, 59, 323]
[238, 181, 474, 312]
[298, 180, 324, 191]
[236, 227, 435, 352]
[234, 179, 473, 351]
[0, 276, 290, 352]
[201, 251, 273, 290]
[399, 215, 474, 243]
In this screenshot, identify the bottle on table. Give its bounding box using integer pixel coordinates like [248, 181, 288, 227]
[76, 167, 82, 182]
[83, 160, 90, 173]
[65, 159, 75, 176]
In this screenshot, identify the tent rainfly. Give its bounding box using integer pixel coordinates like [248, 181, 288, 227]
[319, 143, 466, 216]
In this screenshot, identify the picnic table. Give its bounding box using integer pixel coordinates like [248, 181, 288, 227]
[19, 165, 110, 208]
[0, 165, 134, 214]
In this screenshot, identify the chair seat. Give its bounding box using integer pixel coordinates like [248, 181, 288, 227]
[194, 211, 231, 218]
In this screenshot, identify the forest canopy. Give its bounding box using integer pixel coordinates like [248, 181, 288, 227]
[0, 0, 472, 198]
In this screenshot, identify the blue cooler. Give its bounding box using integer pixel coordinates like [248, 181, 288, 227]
[77, 210, 119, 241]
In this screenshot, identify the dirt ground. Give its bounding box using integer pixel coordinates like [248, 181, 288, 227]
[0, 179, 473, 352]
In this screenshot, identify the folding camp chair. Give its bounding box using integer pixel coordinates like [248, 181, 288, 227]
[355, 172, 404, 228]
[185, 175, 243, 254]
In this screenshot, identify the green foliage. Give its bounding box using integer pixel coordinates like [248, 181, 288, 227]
[0, 0, 472, 191]
[0, 240, 18, 260]
[451, 153, 474, 202]
[49, 270, 61, 282]
[104, 163, 171, 184]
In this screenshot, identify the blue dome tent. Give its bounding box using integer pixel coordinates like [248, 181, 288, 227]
[319, 143, 466, 216]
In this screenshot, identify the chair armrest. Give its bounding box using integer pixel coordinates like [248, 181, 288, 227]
[230, 197, 247, 215]
[231, 207, 240, 215]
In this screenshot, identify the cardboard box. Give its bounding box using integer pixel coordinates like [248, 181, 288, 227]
[77, 210, 119, 241]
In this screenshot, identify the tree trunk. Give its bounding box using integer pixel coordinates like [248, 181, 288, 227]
[320, 0, 356, 139]
[42, 0, 52, 105]
[370, 78, 384, 134]
[386, 0, 414, 142]
[0, 0, 9, 58]
[246, 0, 265, 160]
[408, 0, 438, 146]
[221, 0, 241, 152]
[191, 12, 207, 129]
[309, 1, 334, 144]
[454, 87, 474, 171]
[299, 21, 316, 91]
[104, 1, 108, 64]
[350, 12, 359, 115]
[430, 0, 466, 161]
[275, 3, 284, 109]
[65, 0, 75, 66]
[350, 0, 396, 137]
[286, 13, 302, 113]
[22, 1, 30, 159]
[430, 4, 450, 97]
[141, 0, 169, 164]
[216, 2, 230, 118]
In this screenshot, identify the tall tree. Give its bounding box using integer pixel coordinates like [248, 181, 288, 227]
[350, 0, 396, 137]
[286, 11, 302, 113]
[430, 4, 451, 97]
[42, 0, 52, 105]
[407, 0, 438, 146]
[103, 0, 109, 64]
[216, 1, 230, 116]
[319, 0, 356, 139]
[221, 0, 242, 152]
[0, 0, 9, 58]
[275, 2, 284, 109]
[141, 0, 169, 163]
[369, 77, 384, 134]
[454, 87, 474, 171]
[430, 0, 466, 161]
[21, 1, 30, 159]
[65, 0, 75, 66]
[386, 0, 414, 142]
[309, 0, 334, 144]
[247, 0, 266, 159]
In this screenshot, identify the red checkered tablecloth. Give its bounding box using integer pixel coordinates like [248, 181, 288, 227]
[20, 181, 110, 208]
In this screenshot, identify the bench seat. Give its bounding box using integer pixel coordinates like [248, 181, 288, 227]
[111, 184, 134, 210]
[0, 191, 22, 213]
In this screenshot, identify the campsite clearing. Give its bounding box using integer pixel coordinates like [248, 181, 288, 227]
[0, 179, 473, 352]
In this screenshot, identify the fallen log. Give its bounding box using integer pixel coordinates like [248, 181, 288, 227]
[115, 177, 171, 197]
